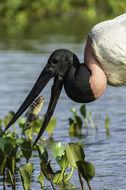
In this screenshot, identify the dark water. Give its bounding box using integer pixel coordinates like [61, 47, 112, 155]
[0, 20, 126, 190]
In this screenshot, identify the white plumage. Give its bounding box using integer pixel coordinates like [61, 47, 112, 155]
[89, 13, 126, 86]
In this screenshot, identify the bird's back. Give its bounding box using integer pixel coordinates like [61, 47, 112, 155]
[89, 13, 126, 86]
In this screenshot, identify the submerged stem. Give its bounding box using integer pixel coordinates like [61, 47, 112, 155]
[78, 170, 85, 190]
[87, 180, 93, 190]
[64, 167, 74, 182]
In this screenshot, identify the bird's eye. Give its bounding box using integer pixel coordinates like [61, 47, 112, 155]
[53, 58, 58, 65]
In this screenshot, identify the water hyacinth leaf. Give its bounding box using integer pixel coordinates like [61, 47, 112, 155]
[0, 137, 5, 152]
[0, 154, 7, 173]
[80, 104, 87, 118]
[36, 143, 48, 163]
[46, 116, 56, 137]
[18, 117, 25, 126]
[26, 128, 32, 142]
[19, 163, 33, 190]
[32, 119, 43, 134]
[66, 143, 85, 168]
[38, 170, 44, 188]
[52, 143, 66, 158]
[52, 143, 69, 169]
[4, 116, 9, 128]
[77, 161, 95, 182]
[77, 142, 84, 149]
[18, 117, 26, 135]
[52, 170, 67, 184]
[8, 111, 15, 120]
[69, 123, 76, 135]
[75, 116, 83, 129]
[6, 145, 18, 174]
[70, 108, 77, 117]
[0, 136, 16, 156]
[17, 139, 32, 163]
[68, 118, 74, 125]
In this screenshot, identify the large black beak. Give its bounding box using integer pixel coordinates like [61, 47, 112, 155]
[4, 65, 54, 131]
[32, 76, 63, 147]
[4, 61, 64, 146]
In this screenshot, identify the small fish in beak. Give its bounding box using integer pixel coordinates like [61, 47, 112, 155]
[24, 96, 44, 130]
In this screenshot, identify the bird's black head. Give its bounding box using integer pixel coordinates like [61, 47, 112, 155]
[4, 49, 94, 146]
[4, 49, 76, 146]
[46, 49, 79, 79]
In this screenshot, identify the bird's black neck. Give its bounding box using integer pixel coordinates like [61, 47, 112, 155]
[64, 61, 95, 103]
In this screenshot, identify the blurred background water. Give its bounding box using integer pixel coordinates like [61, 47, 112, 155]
[0, 1, 126, 189]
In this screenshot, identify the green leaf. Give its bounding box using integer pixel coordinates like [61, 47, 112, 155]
[52, 143, 69, 169]
[36, 143, 48, 163]
[6, 145, 18, 174]
[8, 111, 15, 120]
[66, 143, 85, 168]
[0, 154, 7, 173]
[70, 108, 77, 117]
[77, 161, 95, 182]
[32, 119, 42, 134]
[19, 163, 33, 190]
[105, 117, 110, 129]
[80, 104, 87, 118]
[4, 116, 9, 128]
[18, 117, 26, 136]
[38, 170, 44, 188]
[46, 116, 56, 137]
[77, 142, 84, 149]
[0, 136, 17, 173]
[18, 139, 32, 163]
[18, 117, 25, 125]
[52, 170, 67, 184]
[26, 128, 33, 142]
[75, 116, 83, 129]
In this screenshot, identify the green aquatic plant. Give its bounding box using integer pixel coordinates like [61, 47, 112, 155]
[17, 138, 32, 163]
[66, 143, 95, 190]
[0, 135, 17, 190]
[69, 107, 83, 136]
[105, 117, 110, 136]
[19, 163, 33, 190]
[80, 104, 88, 130]
[68, 104, 89, 136]
[36, 143, 55, 189]
[89, 111, 95, 131]
[0, 108, 101, 190]
[52, 142, 69, 183]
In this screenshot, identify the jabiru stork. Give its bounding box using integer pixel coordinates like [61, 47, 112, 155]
[4, 13, 126, 146]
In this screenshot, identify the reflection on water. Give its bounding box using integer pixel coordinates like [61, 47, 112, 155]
[0, 19, 126, 190]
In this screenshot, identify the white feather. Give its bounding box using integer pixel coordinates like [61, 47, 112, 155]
[89, 13, 126, 86]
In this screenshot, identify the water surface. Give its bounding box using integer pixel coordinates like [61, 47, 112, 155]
[0, 20, 126, 190]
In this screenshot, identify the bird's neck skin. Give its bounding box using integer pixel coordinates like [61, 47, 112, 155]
[84, 36, 107, 99]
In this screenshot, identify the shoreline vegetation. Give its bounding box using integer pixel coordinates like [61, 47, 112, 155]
[0, 0, 126, 36]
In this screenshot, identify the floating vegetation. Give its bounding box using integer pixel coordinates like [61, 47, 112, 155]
[69, 104, 110, 137]
[0, 102, 110, 189]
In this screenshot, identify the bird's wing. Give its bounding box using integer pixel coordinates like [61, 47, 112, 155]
[89, 14, 126, 86]
[89, 13, 126, 66]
